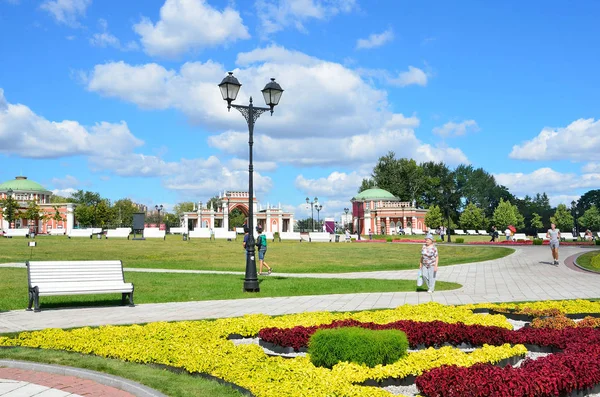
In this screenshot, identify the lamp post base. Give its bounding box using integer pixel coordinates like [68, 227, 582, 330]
[243, 249, 260, 292]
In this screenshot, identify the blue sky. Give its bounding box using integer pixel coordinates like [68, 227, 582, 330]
[1, 0, 599, 219]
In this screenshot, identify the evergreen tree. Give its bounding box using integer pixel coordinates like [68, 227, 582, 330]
[578, 205, 600, 231]
[424, 205, 443, 229]
[550, 204, 574, 232]
[530, 213, 543, 233]
[459, 203, 487, 230]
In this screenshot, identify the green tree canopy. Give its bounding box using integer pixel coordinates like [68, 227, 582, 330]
[578, 189, 600, 213]
[173, 202, 195, 216]
[579, 205, 600, 231]
[0, 195, 20, 227]
[459, 203, 487, 230]
[229, 208, 246, 229]
[424, 205, 443, 229]
[530, 213, 543, 232]
[550, 204, 574, 232]
[23, 200, 42, 222]
[492, 199, 524, 230]
[113, 198, 138, 226]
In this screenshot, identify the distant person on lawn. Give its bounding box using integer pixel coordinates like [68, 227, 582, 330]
[419, 233, 438, 293]
[256, 225, 272, 275]
[490, 226, 498, 242]
[546, 223, 561, 265]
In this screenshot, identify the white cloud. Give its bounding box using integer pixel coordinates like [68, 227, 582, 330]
[582, 162, 600, 173]
[90, 19, 138, 51]
[50, 175, 81, 189]
[385, 113, 420, 129]
[388, 66, 428, 87]
[133, 0, 250, 58]
[510, 118, 600, 161]
[356, 29, 394, 49]
[40, 0, 91, 27]
[433, 119, 479, 137]
[295, 171, 366, 199]
[51, 188, 78, 198]
[548, 194, 581, 208]
[256, 0, 357, 36]
[494, 167, 600, 196]
[0, 89, 143, 159]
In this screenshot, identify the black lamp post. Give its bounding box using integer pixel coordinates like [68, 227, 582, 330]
[316, 204, 323, 230]
[306, 197, 318, 231]
[344, 207, 349, 230]
[219, 72, 283, 292]
[155, 204, 163, 228]
[439, 186, 455, 242]
[6, 188, 14, 229]
[575, 208, 580, 238]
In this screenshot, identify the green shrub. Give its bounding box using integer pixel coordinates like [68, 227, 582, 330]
[273, 232, 280, 242]
[596, 239, 600, 246]
[455, 238, 464, 244]
[592, 254, 600, 269]
[533, 238, 543, 245]
[308, 327, 408, 369]
[386, 236, 393, 242]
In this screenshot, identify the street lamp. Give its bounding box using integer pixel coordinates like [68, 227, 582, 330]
[344, 207, 349, 230]
[316, 204, 323, 230]
[438, 186, 455, 242]
[6, 188, 13, 229]
[155, 205, 163, 228]
[575, 208, 580, 237]
[306, 197, 318, 231]
[219, 72, 283, 292]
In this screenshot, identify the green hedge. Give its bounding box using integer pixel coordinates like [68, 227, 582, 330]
[308, 327, 408, 369]
[455, 238, 465, 244]
[533, 238, 543, 245]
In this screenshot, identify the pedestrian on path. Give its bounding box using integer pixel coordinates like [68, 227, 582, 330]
[505, 228, 512, 241]
[419, 233, 438, 293]
[256, 225, 272, 275]
[490, 226, 498, 242]
[546, 223, 561, 265]
[345, 228, 350, 242]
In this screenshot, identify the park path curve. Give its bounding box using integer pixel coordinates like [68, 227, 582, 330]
[0, 246, 598, 333]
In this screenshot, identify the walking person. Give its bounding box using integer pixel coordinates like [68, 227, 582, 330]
[505, 227, 512, 241]
[546, 223, 561, 265]
[440, 226, 445, 242]
[490, 226, 497, 242]
[345, 228, 351, 243]
[419, 233, 438, 293]
[256, 225, 272, 275]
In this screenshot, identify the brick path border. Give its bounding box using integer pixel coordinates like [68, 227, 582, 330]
[0, 359, 166, 397]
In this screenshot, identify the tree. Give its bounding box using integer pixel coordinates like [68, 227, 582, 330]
[173, 202, 195, 216]
[578, 189, 600, 213]
[23, 200, 42, 228]
[113, 198, 138, 226]
[50, 194, 75, 203]
[424, 205, 443, 229]
[229, 208, 246, 229]
[94, 199, 115, 227]
[358, 178, 376, 193]
[52, 205, 64, 224]
[550, 204, 574, 232]
[295, 218, 313, 232]
[530, 213, 543, 233]
[459, 203, 487, 230]
[579, 205, 600, 231]
[74, 205, 94, 227]
[492, 199, 519, 230]
[0, 194, 19, 228]
[206, 196, 222, 211]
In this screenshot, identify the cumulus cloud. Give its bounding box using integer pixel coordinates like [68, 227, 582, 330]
[494, 167, 600, 196]
[433, 119, 479, 137]
[510, 118, 600, 161]
[51, 188, 78, 198]
[388, 66, 428, 87]
[0, 89, 143, 158]
[133, 0, 250, 58]
[356, 29, 394, 49]
[90, 18, 138, 51]
[582, 162, 600, 173]
[50, 175, 81, 189]
[256, 0, 356, 36]
[40, 0, 91, 27]
[295, 171, 366, 199]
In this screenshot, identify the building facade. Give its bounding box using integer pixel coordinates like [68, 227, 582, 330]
[0, 176, 75, 234]
[181, 191, 295, 233]
[351, 188, 429, 235]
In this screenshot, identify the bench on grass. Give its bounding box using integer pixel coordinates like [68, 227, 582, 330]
[412, 228, 425, 235]
[466, 230, 478, 235]
[537, 232, 549, 240]
[4, 228, 30, 238]
[68, 229, 93, 239]
[106, 228, 131, 239]
[189, 228, 211, 239]
[562, 233, 577, 242]
[236, 227, 245, 234]
[169, 227, 186, 235]
[214, 229, 237, 240]
[26, 260, 134, 312]
[477, 230, 488, 235]
[309, 232, 331, 242]
[454, 230, 466, 235]
[143, 228, 166, 239]
[513, 233, 530, 241]
[279, 232, 302, 242]
[48, 228, 65, 236]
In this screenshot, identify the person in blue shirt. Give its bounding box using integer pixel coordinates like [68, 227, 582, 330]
[256, 225, 272, 275]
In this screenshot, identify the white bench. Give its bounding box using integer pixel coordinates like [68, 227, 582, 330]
[477, 230, 488, 235]
[106, 228, 131, 239]
[4, 228, 30, 238]
[279, 232, 302, 241]
[537, 232, 549, 240]
[143, 228, 166, 239]
[236, 227, 245, 234]
[412, 228, 425, 235]
[513, 233, 530, 241]
[48, 228, 65, 236]
[169, 227, 186, 235]
[309, 232, 331, 242]
[562, 233, 577, 242]
[189, 228, 212, 239]
[466, 230, 478, 235]
[26, 260, 134, 312]
[68, 229, 93, 239]
[214, 229, 237, 240]
[454, 230, 466, 235]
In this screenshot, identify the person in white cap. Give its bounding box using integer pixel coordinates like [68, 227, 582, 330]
[419, 233, 438, 293]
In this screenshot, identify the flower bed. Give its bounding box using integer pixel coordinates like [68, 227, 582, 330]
[1, 301, 600, 397]
[392, 239, 430, 243]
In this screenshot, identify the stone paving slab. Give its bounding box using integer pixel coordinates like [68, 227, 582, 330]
[0, 246, 598, 333]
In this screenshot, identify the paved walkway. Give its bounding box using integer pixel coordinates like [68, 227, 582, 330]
[0, 246, 598, 333]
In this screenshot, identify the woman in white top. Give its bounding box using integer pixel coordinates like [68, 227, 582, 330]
[546, 223, 561, 265]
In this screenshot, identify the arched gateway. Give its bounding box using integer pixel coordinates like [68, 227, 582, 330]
[180, 191, 295, 233]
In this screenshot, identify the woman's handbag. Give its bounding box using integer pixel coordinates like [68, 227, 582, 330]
[417, 269, 423, 287]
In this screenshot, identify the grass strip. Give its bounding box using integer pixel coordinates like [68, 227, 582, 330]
[576, 250, 600, 272]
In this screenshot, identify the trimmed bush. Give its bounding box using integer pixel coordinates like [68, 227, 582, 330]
[273, 232, 280, 242]
[455, 238, 465, 244]
[533, 238, 543, 245]
[386, 236, 393, 242]
[308, 327, 408, 368]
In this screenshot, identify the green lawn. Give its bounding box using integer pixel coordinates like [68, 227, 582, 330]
[0, 268, 461, 311]
[0, 347, 243, 397]
[0, 235, 514, 273]
[576, 250, 600, 272]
